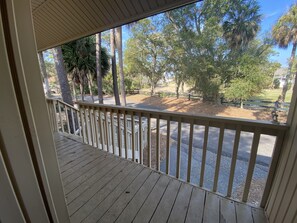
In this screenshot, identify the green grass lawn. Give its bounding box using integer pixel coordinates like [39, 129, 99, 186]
[251, 89, 293, 103]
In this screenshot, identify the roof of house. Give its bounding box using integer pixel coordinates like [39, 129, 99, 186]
[31, 0, 200, 51]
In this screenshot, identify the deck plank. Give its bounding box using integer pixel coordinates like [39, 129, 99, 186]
[168, 183, 193, 223]
[65, 156, 122, 197]
[67, 160, 131, 215]
[150, 179, 181, 223]
[235, 203, 253, 223]
[75, 165, 144, 223]
[53, 134, 268, 223]
[61, 152, 106, 179]
[133, 175, 171, 223]
[92, 168, 152, 223]
[185, 187, 206, 223]
[203, 192, 220, 223]
[115, 172, 160, 223]
[252, 208, 267, 223]
[220, 198, 236, 223]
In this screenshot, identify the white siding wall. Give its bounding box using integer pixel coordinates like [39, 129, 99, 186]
[266, 79, 297, 223]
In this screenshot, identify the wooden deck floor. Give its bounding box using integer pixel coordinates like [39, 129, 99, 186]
[55, 133, 268, 223]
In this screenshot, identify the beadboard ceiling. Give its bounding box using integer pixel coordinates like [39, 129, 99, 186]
[31, 0, 200, 51]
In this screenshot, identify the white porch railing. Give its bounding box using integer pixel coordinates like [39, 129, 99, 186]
[46, 98, 288, 207]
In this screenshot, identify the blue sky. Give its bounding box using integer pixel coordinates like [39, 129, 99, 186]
[259, 0, 296, 67]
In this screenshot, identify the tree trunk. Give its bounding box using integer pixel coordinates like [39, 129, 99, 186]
[176, 80, 181, 99]
[96, 33, 104, 104]
[80, 83, 84, 101]
[150, 81, 155, 96]
[52, 47, 73, 105]
[72, 80, 77, 101]
[38, 51, 51, 97]
[116, 27, 127, 106]
[282, 42, 297, 101]
[240, 99, 243, 109]
[87, 72, 94, 102]
[53, 46, 76, 133]
[110, 29, 121, 105]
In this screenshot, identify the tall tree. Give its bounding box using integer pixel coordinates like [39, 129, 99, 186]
[110, 29, 121, 105]
[272, 4, 297, 101]
[125, 19, 166, 96]
[116, 27, 127, 106]
[38, 51, 51, 97]
[52, 46, 73, 106]
[96, 33, 104, 104]
[222, 0, 261, 50]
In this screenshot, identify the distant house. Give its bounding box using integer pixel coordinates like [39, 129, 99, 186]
[273, 68, 287, 88]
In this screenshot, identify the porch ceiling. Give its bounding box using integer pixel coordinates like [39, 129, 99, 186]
[31, 0, 200, 51]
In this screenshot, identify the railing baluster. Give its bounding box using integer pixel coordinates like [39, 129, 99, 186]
[76, 110, 81, 136]
[79, 105, 85, 143]
[200, 123, 209, 187]
[58, 101, 64, 133]
[176, 118, 182, 179]
[213, 124, 225, 192]
[124, 112, 128, 159]
[110, 110, 115, 154]
[84, 106, 90, 145]
[89, 108, 95, 146]
[104, 108, 109, 152]
[227, 125, 241, 197]
[65, 106, 70, 134]
[131, 112, 135, 161]
[52, 100, 58, 132]
[71, 108, 75, 134]
[93, 107, 99, 148]
[187, 120, 194, 183]
[242, 128, 261, 202]
[97, 108, 104, 150]
[156, 116, 160, 171]
[166, 118, 171, 175]
[138, 113, 143, 164]
[117, 111, 122, 157]
[147, 114, 151, 168]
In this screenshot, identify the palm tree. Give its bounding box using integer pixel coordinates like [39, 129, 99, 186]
[115, 27, 127, 106]
[222, 0, 261, 50]
[96, 33, 104, 104]
[62, 36, 109, 102]
[110, 29, 121, 105]
[38, 51, 51, 97]
[272, 4, 297, 101]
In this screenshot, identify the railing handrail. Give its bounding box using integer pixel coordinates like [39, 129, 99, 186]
[46, 98, 79, 112]
[76, 101, 289, 136]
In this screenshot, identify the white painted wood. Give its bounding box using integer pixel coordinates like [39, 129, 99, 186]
[227, 126, 241, 197]
[200, 124, 209, 187]
[0, 146, 26, 223]
[1, 1, 69, 221]
[176, 119, 182, 178]
[213, 124, 225, 192]
[242, 128, 261, 202]
[187, 121, 194, 182]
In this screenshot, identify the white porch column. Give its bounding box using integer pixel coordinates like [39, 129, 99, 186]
[0, 0, 69, 222]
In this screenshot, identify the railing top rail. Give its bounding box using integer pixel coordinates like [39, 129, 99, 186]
[76, 101, 289, 135]
[46, 98, 79, 112]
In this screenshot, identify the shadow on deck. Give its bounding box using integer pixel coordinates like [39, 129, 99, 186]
[54, 133, 267, 223]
